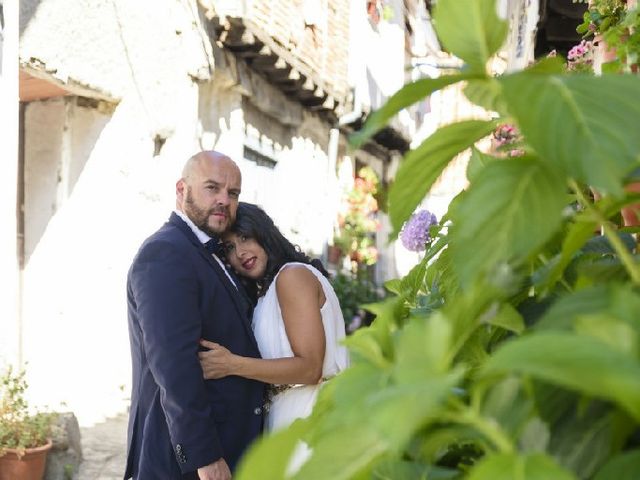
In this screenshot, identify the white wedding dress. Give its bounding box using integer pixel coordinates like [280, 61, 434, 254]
[253, 262, 350, 433]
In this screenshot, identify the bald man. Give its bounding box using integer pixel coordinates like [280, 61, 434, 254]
[125, 151, 265, 480]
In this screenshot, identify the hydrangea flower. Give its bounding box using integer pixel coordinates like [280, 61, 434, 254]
[567, 40, 594, 73]
[400, 209, 438, 252]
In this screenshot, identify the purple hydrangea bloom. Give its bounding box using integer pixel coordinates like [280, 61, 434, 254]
[400, 209, 438, 252]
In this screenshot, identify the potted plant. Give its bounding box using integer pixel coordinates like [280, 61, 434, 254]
[333, 166, 381, 271]
[0, 366, 55, 480]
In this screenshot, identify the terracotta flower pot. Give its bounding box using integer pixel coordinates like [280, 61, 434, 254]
[327, 245, 343, 265]
[0, 440, 52, 480]
[621, 181, 640, 227]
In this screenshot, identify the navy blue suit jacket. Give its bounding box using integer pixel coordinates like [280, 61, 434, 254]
[124, 213, 265, 479]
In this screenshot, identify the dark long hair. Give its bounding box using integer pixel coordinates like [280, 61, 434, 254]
[227, 202, 329, 300]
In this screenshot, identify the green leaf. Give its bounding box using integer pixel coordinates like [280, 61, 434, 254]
[594, 450, 640, 480]
[344, 328, 391, 368]
[389, 119, 498, 237]
[236, 419, 310, 480]
[372, 459, 458, 480]
[547, 403, 632, 479]
[574, 315, 638, 357]
[366, 377, 460, 447]
[349, 297, 406, 363]
[482, 332, 640, 421]
[449, 156, 566, 286]
[466, 146, 499, 183]
[463, 78, 507, 114]
[394, 313, 454, 383]
[582, 232, 637, 255]
[518, 418, 550, 454]
[433, 0, 508, 73]
[293, 425, 388, 480]
[525, 56, 567, 74]
[500, 73, 640, 196]
[398, 253, 430, 300]
[384, 279, 402, 295]
[539, 212, 599, 291]
[349, 74, 479, 149]
[467, 453, 576, 480]
[481, 377, 536, 440]
[483, 303, 525, 334]
[536, 284, 640, 334]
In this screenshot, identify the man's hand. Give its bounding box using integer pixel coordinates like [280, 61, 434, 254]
[198, 458, 231, 480]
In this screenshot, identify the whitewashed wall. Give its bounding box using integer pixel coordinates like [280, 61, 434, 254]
[0, 0, 21, 369]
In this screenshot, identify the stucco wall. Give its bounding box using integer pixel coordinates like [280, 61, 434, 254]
[1, 0, 21, 368]
[18, 0, 213, 424]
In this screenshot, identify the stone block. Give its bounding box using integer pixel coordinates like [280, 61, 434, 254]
[44, 412, 82, 480]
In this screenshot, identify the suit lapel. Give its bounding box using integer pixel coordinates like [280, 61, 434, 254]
[169, 214, 259, 351]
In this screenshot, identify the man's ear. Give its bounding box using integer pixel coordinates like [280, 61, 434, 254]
[176, 179, 186, 202]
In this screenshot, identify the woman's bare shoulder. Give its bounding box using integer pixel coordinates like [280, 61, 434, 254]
[276, 264, 319, 291]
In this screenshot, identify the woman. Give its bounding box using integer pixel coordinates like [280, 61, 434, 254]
[198, 202, 350, 435]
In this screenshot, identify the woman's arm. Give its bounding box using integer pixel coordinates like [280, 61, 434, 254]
[199, 265, 326, 385]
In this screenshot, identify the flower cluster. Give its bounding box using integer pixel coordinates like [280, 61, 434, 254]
[492, 124, 524, 157]
[400, 209, 438, 252]
[335, 166, 381, 267]
[493, 124, 519, 147]
[567, 40, 594, 72]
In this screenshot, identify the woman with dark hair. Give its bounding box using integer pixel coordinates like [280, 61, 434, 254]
[198, 202, 349, 441]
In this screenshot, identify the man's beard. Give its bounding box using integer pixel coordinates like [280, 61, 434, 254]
[184, 187, 225, 237]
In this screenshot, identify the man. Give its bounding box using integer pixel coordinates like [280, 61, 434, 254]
[124, 151, 265, 479]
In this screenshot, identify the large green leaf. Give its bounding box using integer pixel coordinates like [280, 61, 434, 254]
[463, 78, 507, 115]
[433, 0, 508, 73]
[449, 156, 566, 286]
[293, 425, 388, 480]
[296, 375, 460, 479]
[538, 212, 599, 292]
[389, 120, 498, 237]
[350, 74, 480, 149]
[394, 312, 453, 383]
[481, 377, 535, 440]
[466, 453, 577, 480]
[466, 146, 499, 183]
[536, 284, 640, 334]
[483, 303, 525, 334]
[547, 403, 633, 479]
[500, 73, 640, 195]
[372, 459, 458, 480]
[482, 332, 640, 421]
[236, 418, 310, 480]
[594, 450, 640, 480]
[366, 376, 461, 447]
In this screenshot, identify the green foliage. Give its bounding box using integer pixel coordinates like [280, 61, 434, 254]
[0, 366, 56, 457]
[576, 0, 640, 74]
[330, 270, 381, 330]
[237, 0, 640, 478]
[334, 166, 381, 266]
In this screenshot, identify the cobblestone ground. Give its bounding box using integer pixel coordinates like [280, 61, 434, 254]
[76, 413, 128, 480]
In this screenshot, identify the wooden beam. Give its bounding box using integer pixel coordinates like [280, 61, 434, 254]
[19, 70, 70, 102]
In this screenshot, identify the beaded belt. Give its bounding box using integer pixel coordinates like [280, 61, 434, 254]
[263, 376, 335, 412]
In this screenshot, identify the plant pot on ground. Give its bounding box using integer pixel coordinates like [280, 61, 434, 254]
[0, 366, 56, 480]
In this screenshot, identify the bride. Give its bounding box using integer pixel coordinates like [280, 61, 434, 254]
[198, 202, 349, 445]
